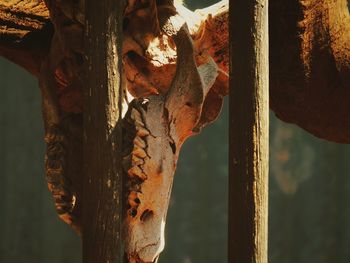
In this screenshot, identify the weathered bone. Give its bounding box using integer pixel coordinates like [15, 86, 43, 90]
[39, 56, 81, 233]
[31, 0, 225, 261]
[122, 7, 219, 261]
[38, 1, 84, 233]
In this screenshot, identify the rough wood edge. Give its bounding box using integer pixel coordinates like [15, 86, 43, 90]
[82, 0, 125, 261]
[229, 0, 269, 262]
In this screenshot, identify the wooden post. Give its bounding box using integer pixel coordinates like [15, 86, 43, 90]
[83, 0, 124, 262]
[229, 0, 269, 262]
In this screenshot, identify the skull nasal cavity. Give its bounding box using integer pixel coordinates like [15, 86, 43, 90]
[140, 209, 153, 222]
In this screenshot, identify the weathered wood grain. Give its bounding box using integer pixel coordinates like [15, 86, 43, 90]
[229, 0, 269, 262]
[82, 0, 124, 262]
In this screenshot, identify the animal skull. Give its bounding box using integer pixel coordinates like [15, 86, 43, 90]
[39, 0, 228, 262]
[121, 4, 227, 260]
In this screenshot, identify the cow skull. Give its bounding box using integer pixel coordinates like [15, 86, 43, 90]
[122, 5, 221, 261]
[39, 0, 228, 262]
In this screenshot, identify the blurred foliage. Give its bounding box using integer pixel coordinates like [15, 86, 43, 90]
[0, 58, 81, 263]
[163, 101, 228, 263]
[269, 112, 350, 263]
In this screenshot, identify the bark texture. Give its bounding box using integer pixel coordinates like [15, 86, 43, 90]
[229, 0, 269, 262]
[0, 0, 49, 43]
[82, 0, 124, 262]
[0, 0, 51, 75]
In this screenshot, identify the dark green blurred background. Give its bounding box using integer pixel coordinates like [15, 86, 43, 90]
[1, 1, 350, 262]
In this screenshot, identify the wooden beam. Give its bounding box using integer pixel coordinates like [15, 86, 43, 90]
[229, 0, 269, 262]
[82, 0, 124, 262]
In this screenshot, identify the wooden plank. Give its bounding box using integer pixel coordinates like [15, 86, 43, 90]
[82, 0, 124, 262]
[229, 0, 269, 262]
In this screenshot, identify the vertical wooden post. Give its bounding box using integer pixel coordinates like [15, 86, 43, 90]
[83, 0, 124, 262]
[229, 0, 269, 262]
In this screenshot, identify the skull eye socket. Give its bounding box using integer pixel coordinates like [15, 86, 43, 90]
[140, 209, 153, 222]
[130, 209, 138, 217]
